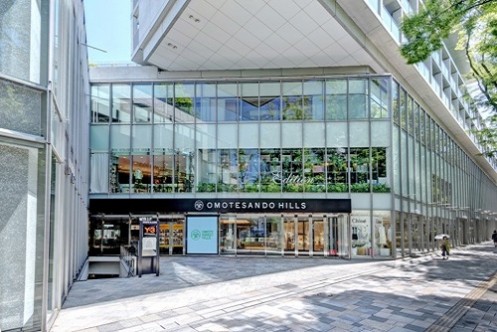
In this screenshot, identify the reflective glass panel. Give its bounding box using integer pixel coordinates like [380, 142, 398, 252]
[261, 148, 281, 193]
[175, 83, 195, 122]
[218, 83, 238, 122]
[304, 80, 324, 120]
[195, 83, 216, 122]
[91, 84, 110, 122]
[241, 83, 258, 121]
[260, 82, 280, 121]
[325, 80, 347, 120]
[153, 83, 174, 123]
[349, 79, 368, 119]
[112, 84, 131, 123]
[133, 84, 152, 123]
[282, 81, 303, 120]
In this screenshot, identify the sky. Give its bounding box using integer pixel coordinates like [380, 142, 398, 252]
[84, 0, 133, 65]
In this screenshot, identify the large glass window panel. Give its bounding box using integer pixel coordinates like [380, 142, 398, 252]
[281, 123, 302, 148]
[371, 122, 390, 146]
[133, 84, 152, 123]
[175, 83, 195, 122]
[283, 216, 296, 253]
[326, 122, 347, 147]
[110, 152, 130, 193]
[370, 78, 389, 119]
[303, 123, 325, 147]
[111, 84, 131, 123]
[392, 81, 400, 125]
[110, 125, 130, 150]
[238, 215, 266, 255]
[327, 147, 348, 192]
[282, 148, 303, 193]
[304, 80, 324, 120]
[153, 83, 174, 123]
[220, 216, 237, 253]
[90, 125, 109, 152]
[196, 123, 216, 150]
[152, 150, 175, 193]
[282, 81, 303, 120]
[349, 79, 368, 119]
[175, 124, 195, 192]
[131, 154, 151, 193]
[91, 84, 110, 122]
[0, 0, 42, 83]
[153, 124, 174, 149]
[240, 148, 261, 192]
[261, 148, 281, 192]
[401, 131, 408, 197]
[350, 147, 370, 191]
[218, 149, 238, 192]
[371, 147, 389, 192]
[303, 148, 325, 192]
[407, 95, 414, 136]
[197, 149, 218, 192]
[217, 123, 237, 148]
[241, 83, 258, 121]
[90, 153, 109, 193]
[260, 82, 281, 121]
[325, 80, 347, 120]
[131, 125, 152, 150]
[196, 124, 217, 192]
[349, 122, 369, 147]
[266, 216, 283, 255]
[218, 83, 239, 122]
[399, 88, 407, 130]
[260, 123, 280, 148]
[239, 123, 259, 148]
[195, 83, 216, 122]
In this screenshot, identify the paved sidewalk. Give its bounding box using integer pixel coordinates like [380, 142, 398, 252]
[50, 244, 497, 332]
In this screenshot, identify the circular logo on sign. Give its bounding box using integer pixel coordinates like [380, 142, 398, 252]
[194, 200, 204, 211]
[191, 229, 201, 240]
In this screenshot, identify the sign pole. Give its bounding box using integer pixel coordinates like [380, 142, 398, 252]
[138, 218, 143, 278]
[156, 214, 160, 276]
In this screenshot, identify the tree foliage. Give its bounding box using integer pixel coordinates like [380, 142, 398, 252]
[401, 0, 497, 156]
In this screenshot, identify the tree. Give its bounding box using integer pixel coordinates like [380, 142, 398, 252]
[400, 0, 497, 156]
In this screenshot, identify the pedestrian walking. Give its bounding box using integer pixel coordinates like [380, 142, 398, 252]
[492, 230, 497, 247]
[441, 236, 450, 259]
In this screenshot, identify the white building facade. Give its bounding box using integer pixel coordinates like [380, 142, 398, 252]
[88, 1, 497, 260]
[0, 0, 89, 331]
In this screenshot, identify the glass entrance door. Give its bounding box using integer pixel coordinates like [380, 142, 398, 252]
[159, 217, 184, 255]
[326, 215, 350, 259]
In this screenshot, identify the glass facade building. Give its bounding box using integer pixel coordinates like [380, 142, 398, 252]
[0, 0, 89, 331]
[89, 68, 497, 259]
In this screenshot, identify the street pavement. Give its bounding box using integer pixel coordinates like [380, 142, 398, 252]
[50, 243, 497, 332]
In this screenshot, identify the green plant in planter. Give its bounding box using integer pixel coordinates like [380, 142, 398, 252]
[351, 182, 371, 192]
[372, 183, 391, 192]
[243, 182, 260, 192]
[262, 182, 281, 193]
[328, 183, 348, 192]
[197, 182, 214, 192]
[284, 183, 303, 192]
[305, 183, 325, 192]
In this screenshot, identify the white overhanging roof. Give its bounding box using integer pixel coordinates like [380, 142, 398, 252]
[132, 0, 383, 73]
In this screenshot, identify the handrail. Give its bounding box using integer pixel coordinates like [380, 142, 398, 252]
[120, 245, 137, 277]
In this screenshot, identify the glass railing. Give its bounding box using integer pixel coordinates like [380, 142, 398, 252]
[367, 0, 379, 12]
[401, 0, 414, 15]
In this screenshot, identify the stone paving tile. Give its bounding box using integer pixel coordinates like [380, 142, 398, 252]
[51, 244, 497, 332]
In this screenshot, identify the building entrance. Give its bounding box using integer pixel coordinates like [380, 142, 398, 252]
[221, 214, 350, 258]
[159, 216, 184, 255]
